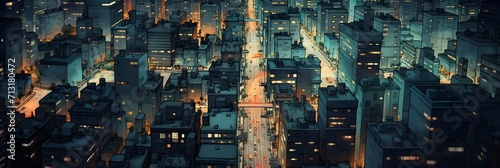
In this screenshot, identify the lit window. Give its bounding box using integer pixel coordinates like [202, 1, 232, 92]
[328, 142, 336, 146]
[314, 149, 319, 152]
[64, 157, 71, 162]
[386, 156, 391, 160]
[289, 149, 296, 152]
[291, 158, 297, 161]
[344, 135, 352, 139]
[270, 74, 275, 78]
[167, 144, 171, 148]
[208, 134, 212, 138]
[448, 147, 464, 152]
[160, 133, 166, 139]
[427, 160, 436, 165]
[400, 156, 419, 160]
[308, 142, 315, 144]
[295, 142, 302, 145]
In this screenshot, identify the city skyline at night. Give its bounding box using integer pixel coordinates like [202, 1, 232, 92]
[1, 0, 500, 168]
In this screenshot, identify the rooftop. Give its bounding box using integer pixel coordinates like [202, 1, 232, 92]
[197, 144, 238, 161]
[202, 108, 237, 131]
[394, 67, 440, 82]
[69, 98, 112, 114]
[142, 72, 163, 90]
[281, 101, 318, 130]
[412, 85, 467, 102]
[17, 116, 56, 139]
[158, 156, 189, 167]
[44, 123, 99, 151]
[116, 51, 147, 59]
[367, 121, 420, 149]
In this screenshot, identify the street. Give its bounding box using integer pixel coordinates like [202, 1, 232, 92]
[241, 0, 273, 167]
[300, 28, 338, 88]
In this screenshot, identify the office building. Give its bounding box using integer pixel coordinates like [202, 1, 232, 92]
[208, 59, 240, 85]
[437, 49, 457, 81]
[42, 122, 101, 168]
[393, 67, 440, 124]
[200, 108, 237, 144]
[147, 21, 179, 69]
[179, 21, 198, 41]
[207, 76, 239, 111]
[465, 94, 500, 168]
[477, 1, 500, 41]
[150, 100, 199, 157]
[199, 38, 214, 68]
[200, 2, 219, 37]
[316, 2, 347, 43]
[61, 0, 85, 26]
[277, 99, 319, 167]
[170, 10, 188, 25]
[112, 21, 136, 56]
[38, 45, 83, 87]
[401, 40, 422, 67]
[459, 2, 478, 22]
[15, 109, 65, 168]
[374, 13, 401, 70]
[407, 85, 471, 167]
[353, 78, 385, 167]
[291, 41, 306, 58]
[338, 21, 383, 91]
[0, 18, 23, 77]
[422, 9, 458, 54]
[85, 0, 124, 41]
[456, 31, 499, 84]
[68, 98, 113, 150]
[318, 84, 358, 166]
[108, 129, 152, 168]
[196, 144, 238, 167]
[324, 33, 339, 61]
[273, 32, 293, 59]
[480, 54, 500, 97]
[39, 84, 78, 121]
[267, 55, 321, 103]
[365, 119, 423, 168]
[399, 0, 424, 25]
[265, 13, 290, 59]
[80, 78, 115, 101]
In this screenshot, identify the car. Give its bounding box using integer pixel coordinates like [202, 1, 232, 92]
[257, 139, 261, 143]
[326, 77, 333, 83]
[254, 127, 257, 131]
[264, 156, 267, 161]
[253, 132, 257, 136]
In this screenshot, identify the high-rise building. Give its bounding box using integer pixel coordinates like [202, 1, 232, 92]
[68, 98, 113, 150]
[408, 85, 470, 168]
[200, 108, 237, 144]
[42, 122, 101, 168]
[61, 0, 85, 26]
[353, 78, 385, 167]
[365, 119, 423, 168]
[277, 99, 319, 167]
[318, 84, 358, 166]
[477, 0, 500, 42]
[479, 54, 500, 97]
[422, 9, 458, 54]
[15, 109, 65, 168]
[200, 2, 219, 37]
[393, 67, 440, 124]
[265, 13, 290, 59]
[459, 2, 478, 22]
[85, 0, 124, 41]
[147, 21, 179, 69]
[465, 92, 500, 168]
[456, 31, 499, 83]
[112, 21, 136, 56]
[374, 13, 401, 70]
[151, 100, 199, 157]
[338, 21, 383, 91]
[0, 18, 23, 78]
[316, 1, 347, 43]
[399, 0, 424, 26]
[432, 0, 459, 15]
